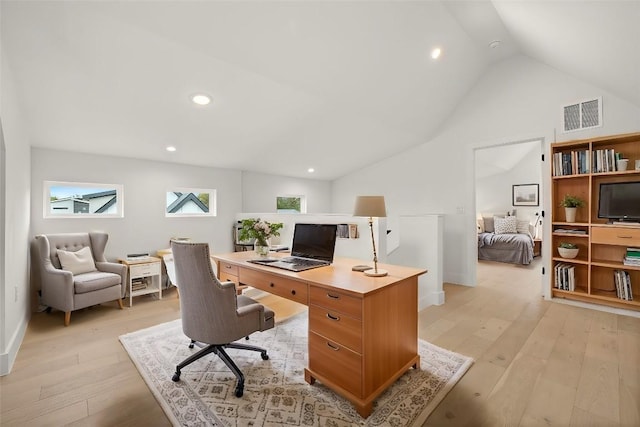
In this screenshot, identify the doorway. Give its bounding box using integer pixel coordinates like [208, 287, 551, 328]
[473, 138, 545, 295]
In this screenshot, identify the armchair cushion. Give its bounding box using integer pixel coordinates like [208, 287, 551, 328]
[74, 271, 122, 294]
[57, 246, 97, 275]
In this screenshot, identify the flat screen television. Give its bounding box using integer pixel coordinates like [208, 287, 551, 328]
[598, 181, 640, 223]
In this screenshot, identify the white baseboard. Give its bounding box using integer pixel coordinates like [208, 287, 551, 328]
[0, 312, 29, 376]
[419, 290, 445, 311]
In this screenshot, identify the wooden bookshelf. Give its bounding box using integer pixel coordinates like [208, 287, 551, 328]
[551, 132, 640, 311]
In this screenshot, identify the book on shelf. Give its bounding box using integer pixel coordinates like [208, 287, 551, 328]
[614, 270, 633, 301]
[592, 148, 619, 173]
[554, 263, 575, 291]
[626, 247, 640, 257]
[553, 149, 591, 176]
[554, 228, 587, 234]
[623, 257, 640, 266]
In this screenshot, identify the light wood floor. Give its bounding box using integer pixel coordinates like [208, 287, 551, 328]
[1, 261, 638, 426]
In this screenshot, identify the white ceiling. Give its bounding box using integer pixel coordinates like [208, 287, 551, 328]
[2, 1, 639, 180]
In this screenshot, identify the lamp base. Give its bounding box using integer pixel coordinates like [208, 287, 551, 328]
[364, 269, 388, 277]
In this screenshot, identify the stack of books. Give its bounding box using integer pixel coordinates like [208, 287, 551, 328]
[554, 263, 575, 291]
[614, 270, 633, 301]
[623, 247, 640, 266]
[131, 278, 148, 292]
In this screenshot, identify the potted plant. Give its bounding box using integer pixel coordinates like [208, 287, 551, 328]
[558, 242, 579, 259]
[238, 218, 284, 257]
[560, 195, 585, 223]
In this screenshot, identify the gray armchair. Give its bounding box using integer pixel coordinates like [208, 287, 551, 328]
[170, 241, 274, 397]
[31, 232, 126, 326]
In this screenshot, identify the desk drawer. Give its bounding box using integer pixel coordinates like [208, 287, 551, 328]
[219, 272, 238, 285]
[591, 226, 640, 245]
[129, 262, 161, 278]
[309, 286, 362, 320]
[308, 331, 362, 397]
[240, 268, 308, 305]
[218, 262, 239, 277]
[309, 305, 362, 353]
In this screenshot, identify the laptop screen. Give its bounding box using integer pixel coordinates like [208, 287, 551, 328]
[290, 223, 338, 262]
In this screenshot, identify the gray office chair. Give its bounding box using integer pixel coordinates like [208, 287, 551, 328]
[170, 241, 275, 397]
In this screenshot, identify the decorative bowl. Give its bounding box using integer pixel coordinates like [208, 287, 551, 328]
[558, 247, 579, 259]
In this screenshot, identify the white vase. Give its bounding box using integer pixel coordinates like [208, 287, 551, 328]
[565, 207, 577, 223]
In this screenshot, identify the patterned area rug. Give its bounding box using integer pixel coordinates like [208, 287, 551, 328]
[119, 313, 473, 426]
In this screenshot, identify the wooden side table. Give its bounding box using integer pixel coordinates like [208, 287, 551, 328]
[118, 257, 162, 306]
[533, 238, 542, 257]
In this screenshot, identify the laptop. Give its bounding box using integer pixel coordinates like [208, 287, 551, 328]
[249, 223, 337, 272]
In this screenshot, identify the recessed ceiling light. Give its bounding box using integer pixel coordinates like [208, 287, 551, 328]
[166, 146, 177, 152]
[307, 168, 315, 173]
[191, 94, 211, 105]
[489, 40, 502, 49]
[431, 48, 441, 59]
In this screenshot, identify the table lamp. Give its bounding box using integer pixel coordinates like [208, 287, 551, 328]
[353, 195, 388, 277]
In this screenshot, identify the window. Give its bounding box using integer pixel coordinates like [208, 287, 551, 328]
[166, 188, 216, 217]
[44, 181, 124, 218]
[276, 195, 306, 213]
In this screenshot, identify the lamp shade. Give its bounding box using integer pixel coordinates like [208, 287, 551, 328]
[353, 196, 387, 218]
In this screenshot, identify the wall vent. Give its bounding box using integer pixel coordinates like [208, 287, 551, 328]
[562, 97, 602, 133]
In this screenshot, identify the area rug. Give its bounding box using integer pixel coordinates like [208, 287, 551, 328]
[119, 313, 473, 426]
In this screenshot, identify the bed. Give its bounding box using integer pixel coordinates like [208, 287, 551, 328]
[477, 215, 534, 265]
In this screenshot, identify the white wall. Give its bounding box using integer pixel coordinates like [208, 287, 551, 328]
[331, 55, 640, 288]
[241, 171, 332, 213]
[31, 148, 243, 259]
[0, 47, 32, 375]
[476, 142, 542, 223]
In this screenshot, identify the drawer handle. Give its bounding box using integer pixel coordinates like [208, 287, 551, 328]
[225, 265, 232, 269]
[291, 290, 296, 296]
[617, 235, 632, 239]
[327, 293, 340, 299]
[326, 313, 340, 321]
[270, 283, 275, 287]
[326, 342, 340, 351]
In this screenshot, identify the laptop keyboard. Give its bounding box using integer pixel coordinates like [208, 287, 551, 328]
[282, 256, 327, 266]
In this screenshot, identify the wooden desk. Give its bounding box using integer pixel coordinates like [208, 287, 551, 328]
[212, 251, 427, 418]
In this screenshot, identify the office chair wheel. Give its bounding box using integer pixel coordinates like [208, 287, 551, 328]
[235, 385, 244, 397]
[261, 351, 269, 360]
[172, 371, 181, 382]
[189, 340, 196, 349]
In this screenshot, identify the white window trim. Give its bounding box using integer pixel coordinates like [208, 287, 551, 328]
[165, 187, 217, 218]
[43, 181, 124, 219]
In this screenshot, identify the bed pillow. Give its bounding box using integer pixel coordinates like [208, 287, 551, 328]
[482, 216, 495, 233]
[57, 246, 97, 275]
[494, 216, 517, 234]
[516, 219, 531, 237]
[477, 217, 485, 233]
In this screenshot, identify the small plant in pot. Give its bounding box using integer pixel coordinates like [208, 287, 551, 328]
[560, 195, 585, 223]
[558, 242, 579, 259]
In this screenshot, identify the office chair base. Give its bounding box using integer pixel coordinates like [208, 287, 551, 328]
[171, 341, 269, 398]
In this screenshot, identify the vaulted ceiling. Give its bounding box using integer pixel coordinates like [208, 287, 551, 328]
[2, 1, 639, 180]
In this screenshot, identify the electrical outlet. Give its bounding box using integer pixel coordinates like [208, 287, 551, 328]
[456, 206, 465, 214]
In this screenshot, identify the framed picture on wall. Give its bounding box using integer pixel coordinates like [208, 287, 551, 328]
[512, 184, 539, 206]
